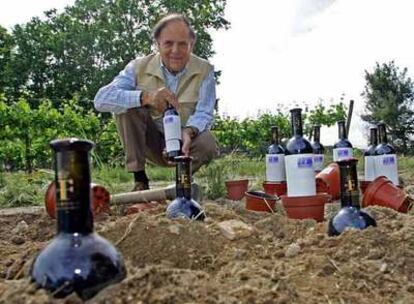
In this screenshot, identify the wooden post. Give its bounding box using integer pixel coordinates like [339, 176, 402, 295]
[346, 100, 354, 137]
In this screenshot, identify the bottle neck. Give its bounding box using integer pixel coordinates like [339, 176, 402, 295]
[378, 124, 387, 144]
[271, 127, 279, 145]
[313, 126, 321, 143]
[175, 159, 192, 199]
[55, 151, 93, 234]
[338, 159, 360, 208]
[290, 109, 303, 137]
[369, 128, 378, 146]
[338, 121, 347, 139]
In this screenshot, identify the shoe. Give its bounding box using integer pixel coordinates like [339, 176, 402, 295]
[131, 181, 149, 192]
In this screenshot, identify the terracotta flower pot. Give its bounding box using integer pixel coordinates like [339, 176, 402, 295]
[362, 176, 413, 213]
[359, 180, 372, 195]
[263, 181, 287, 196]
[245, 191, 278, 213]
[225, 179, 249, 200]
[316, 163, 340, 200]
[280, 193, 330, 222]
[45, 181, 111, 218]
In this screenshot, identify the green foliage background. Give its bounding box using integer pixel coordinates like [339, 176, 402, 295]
[0, 96, 346, 171]
[362, 61, 414, 151]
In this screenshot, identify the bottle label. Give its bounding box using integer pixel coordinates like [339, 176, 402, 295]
[333, 148, 353, 161]
[163, 115, 181, 153]
[265, 154, 286, 182]
[364, 156, 376, 181]
[56, 169, 80, 211]
[313, 154, 325, 172]
[375, 154, 398, 185]
[164, 115, 181, 137]
[166, 139, 180, 154]
[285, 154, 316, 196]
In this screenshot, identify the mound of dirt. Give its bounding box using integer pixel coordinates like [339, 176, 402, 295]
[0, 199, 413, 304]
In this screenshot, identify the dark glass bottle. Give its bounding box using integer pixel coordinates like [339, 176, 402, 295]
[285, 108, 313, 155]
[328, 158, 377, 236]
[364, 127, 378, 181]
[30, 138, 126, 300]
[163, 103, 182, 161]
[166, 156, 205, 220]
[311, 125, 325, 172]
[265, 126, 286, 182]
[333, 120, 353, 161]
[285, 108, 315, 196]
[374, 123, 398, 184]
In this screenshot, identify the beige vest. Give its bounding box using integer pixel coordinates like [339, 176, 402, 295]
[135, 53, 212, 126]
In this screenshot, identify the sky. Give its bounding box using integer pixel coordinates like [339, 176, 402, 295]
[1, 0, 414, 147]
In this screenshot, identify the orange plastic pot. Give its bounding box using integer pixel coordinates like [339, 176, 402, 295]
[263, 181, 287, 196]
[280, 193, 330, 222]
[362, 176, 413, 213]
[245, 191, 278, 213]
[45, 181, 111, 218]
[315, 163, 340, 200]
[359, 180, 372, 195]
[225, 179, 249, 200]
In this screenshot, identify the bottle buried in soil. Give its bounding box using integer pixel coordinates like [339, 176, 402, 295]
[30, 138, 126, 300]
[333, 120, 353, 161]
[166, 156, 205, 220]
[265, 125, 286, 182]
[328, 158, 377, 236]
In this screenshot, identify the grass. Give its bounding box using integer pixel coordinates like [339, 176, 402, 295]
[1, 153, 413, 207]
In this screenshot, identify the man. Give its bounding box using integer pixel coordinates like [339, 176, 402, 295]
[94, 13, 219, 191]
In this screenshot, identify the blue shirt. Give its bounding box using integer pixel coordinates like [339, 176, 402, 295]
[94, 57, 216, 133]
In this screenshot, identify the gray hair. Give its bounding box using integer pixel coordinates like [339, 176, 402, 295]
[152, 13, 196, 42]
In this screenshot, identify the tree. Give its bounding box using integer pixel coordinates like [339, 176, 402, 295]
[0, 26, 14, 96]
[5, 0, 229, 108]
[361, 61, 414, 150]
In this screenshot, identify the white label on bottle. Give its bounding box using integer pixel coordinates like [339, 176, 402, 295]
[166, 139, 180, 154]
[313, 154, 325, 172]
[364, 156, 376, 181]
[375, 154, 398, 185]
[285, 154, 316, 196]
[333, 148, 353, 161]
[265, 154, 286, 182]
[163, 115, 181, 153]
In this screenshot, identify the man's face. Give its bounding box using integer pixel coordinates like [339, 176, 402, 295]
[157, 20, 194, 73]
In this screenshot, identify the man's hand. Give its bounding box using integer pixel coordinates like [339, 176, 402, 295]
[141, 87, 179, 112]
[181, 128, 193, 156]
[182, 127, 198, 156]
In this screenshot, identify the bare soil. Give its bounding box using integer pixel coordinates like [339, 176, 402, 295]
[0, 199, 413, 304]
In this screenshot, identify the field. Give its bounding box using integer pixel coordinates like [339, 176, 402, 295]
[0, 156, 413, 303]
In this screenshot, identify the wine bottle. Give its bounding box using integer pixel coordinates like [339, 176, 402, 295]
[328, 158, 377, 236]
[163, 103, 182, 161]
[311, 125, 325, 172]
[265, 126, 286, 182]
[285, 108, 315, 196]
[30, 138, 126, 300]
[166, 156, 205, 220]
[364, 127, 378, 181]
[375, 123, 398, 185]
[333, 120, 353, 161]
